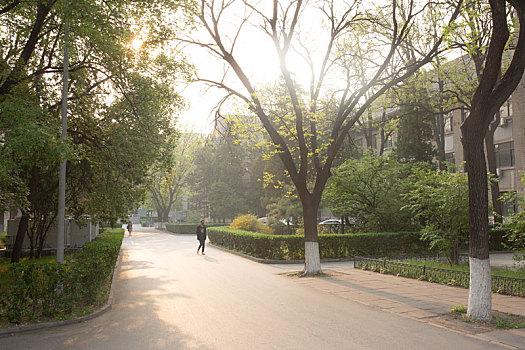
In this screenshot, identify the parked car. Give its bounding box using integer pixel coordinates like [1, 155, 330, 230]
[318, 218, 342, 225]
[319, 218, 357, 233]
[258, 217, 290, 225]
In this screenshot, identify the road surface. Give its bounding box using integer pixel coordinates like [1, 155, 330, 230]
[0, 227, 513, 349]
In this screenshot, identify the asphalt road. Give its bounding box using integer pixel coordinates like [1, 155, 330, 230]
[0, 228, 511, 349]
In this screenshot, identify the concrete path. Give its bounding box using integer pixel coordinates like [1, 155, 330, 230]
[0, 227, 523, 349]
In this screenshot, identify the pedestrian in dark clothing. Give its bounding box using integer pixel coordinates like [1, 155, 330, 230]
[196, 219, 207, 255]
[127, 221, 133, 236]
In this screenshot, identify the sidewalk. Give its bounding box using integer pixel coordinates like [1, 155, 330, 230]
[269, 260, 525, 349]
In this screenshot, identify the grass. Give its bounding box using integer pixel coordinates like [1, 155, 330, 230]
[401, 259, 525, 279]
[450, 304, 525, 329]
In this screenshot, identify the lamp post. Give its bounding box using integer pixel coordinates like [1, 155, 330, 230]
[57, 8, 69, 264]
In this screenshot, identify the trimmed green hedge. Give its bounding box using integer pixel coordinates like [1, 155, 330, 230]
[0, 228, 123, 324]
[165, 223, 228, 234]
[208, 227, 431, 260]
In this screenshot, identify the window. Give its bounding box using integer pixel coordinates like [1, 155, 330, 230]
[444, 113, 454, 133]
[499, 99, 512, 118]
[461, 108, 469, 123]
[495, 141, 515, 168]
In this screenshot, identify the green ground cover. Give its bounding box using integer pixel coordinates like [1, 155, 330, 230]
[400, 258, 525, 279]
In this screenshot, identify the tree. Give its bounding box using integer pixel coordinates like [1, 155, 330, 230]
[393, 77, 437, 163]
[149, 132, 202, 223]
[403, 167, 469, 264]
[189, 139, 250, 221]
[1, 0, 195, 261]
[189, 0, 463, 274]
[460, 0, 525, 320]
[324, 153, 420, 232]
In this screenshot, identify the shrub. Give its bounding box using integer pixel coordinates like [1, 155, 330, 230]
[208, 227, 431, 260]
[165, 222, 228, 234]
[0, 228, 123, 324]
[230, 214, 274, 234]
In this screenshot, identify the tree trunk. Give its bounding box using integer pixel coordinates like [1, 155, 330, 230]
[485, 122, 503, 224]
[301, 195, 322, 275]
[10, 212, 29, 263]
[11, 166, 39, 263]
[462, 131, 492, 321]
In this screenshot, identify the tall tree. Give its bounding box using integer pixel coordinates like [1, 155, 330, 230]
[188, 0, 462, 274]
[150, 132, 202, 223]
[1, 0, 195, 261]
[461, 0, 525, 320]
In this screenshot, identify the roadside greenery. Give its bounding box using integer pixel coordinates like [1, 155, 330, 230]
[500, 174, 525, 264]
[355, 257, 525, 297]
[208, 227, 430, 260]
[400, 259, 525, 279]
[1, 0, 195, 261]
[230, 214, 273, 235]
[0, 229, 123, 324]
[324, 153, 424, 232]
[165, 223, 228, 235]
[450, 305, 525, 330]
[403, 167, 470, 265]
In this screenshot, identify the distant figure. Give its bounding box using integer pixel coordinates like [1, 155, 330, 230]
[127, 221, 133, 236]
[196, 219, 207, 255]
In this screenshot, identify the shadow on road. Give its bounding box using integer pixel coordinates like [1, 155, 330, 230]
[0, 237, 215, 350]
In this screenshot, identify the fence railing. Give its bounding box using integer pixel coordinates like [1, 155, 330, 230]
[354, 256, 525, 297]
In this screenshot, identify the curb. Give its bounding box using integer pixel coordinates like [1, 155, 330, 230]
[209, 243, 354, 265]
[0, 247, 124, 336]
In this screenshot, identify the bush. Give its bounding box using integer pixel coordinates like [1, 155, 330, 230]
[230, 214, 274, 234]
[0, 228, 123, 324]
[490, 227, 512, 251]
[165, 222, 228, 234]
[208, 227, 431, 260]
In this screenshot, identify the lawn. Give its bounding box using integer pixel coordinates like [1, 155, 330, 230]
[401, 259, 525, 279]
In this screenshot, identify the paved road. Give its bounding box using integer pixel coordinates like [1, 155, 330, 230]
[0, 228, 514, 349]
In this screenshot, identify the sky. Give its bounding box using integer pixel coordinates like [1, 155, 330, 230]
[175, 5, 322, 134]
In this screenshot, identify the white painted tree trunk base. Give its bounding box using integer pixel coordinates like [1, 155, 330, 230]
[304, 241, 322, 275]
[467, 257, 492, 321]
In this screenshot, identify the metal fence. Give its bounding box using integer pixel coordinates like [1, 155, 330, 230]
[354, 256, 525, 297]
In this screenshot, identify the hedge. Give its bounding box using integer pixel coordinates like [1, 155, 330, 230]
[0, 228, 123, 324]
[165, 222, 228, 234]
[207, 227, 431, 260]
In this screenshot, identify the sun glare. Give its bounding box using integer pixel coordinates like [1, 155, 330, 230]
[131, 38, 144, 51]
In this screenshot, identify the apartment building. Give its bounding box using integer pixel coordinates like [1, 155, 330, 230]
[352, 75, 525, 216]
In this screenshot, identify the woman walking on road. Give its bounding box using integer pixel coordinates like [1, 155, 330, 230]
[196, 219, 207, 255]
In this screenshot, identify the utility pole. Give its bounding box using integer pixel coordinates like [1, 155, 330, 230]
[57, 8, 69, 264]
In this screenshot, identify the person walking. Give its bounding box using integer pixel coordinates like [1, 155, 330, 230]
[127, 221, 133, 237]
[196, 219, 207, 255]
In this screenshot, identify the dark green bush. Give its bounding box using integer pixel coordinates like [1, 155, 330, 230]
[490, 227, 512, 251]
[0, 228, 123, 324]
[208, 227, 431, 260]
[165, 223, 228, 234]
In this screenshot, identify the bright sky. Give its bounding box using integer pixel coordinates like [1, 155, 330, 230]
[176, 5, 322, 134]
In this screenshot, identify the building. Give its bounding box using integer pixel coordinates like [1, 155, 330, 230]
[351, 75, 525, 217]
